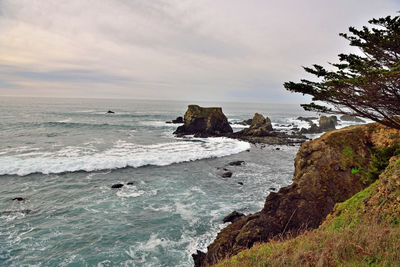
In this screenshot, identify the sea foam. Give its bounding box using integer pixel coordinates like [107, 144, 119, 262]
[0, 137, 250, 176]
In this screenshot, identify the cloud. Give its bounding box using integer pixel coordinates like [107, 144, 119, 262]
[0, 0, 399, 102]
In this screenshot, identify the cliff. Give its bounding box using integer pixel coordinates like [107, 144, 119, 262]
[217, 154, 400, 266]
[194, 123, 400, 266]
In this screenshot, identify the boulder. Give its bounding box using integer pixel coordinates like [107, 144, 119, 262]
[173, 105, 233, 137]
[12, 197, 24, 201]
[111, 184, 124, 189]
[217, 168, 233, 178]
[228, 161, 245, 166]
[340, 115, 365, 123]
[223, 211, 245, 223]
[107, 110, 115, 114]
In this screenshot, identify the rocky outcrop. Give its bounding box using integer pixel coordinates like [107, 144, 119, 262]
[166, 116, 184, 124]
[230, 113, 308, 145]
[340, 115, 366, 123]
[193, 123, 400, 266]
[223, 211, 245, 223]
[236, 113, 273, 136]
[300, 115, 337, 134]
[319, 115, 337, 130]
[174, 105, 233, 137]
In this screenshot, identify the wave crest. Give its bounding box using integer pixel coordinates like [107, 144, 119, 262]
[0, 138, 250, 176]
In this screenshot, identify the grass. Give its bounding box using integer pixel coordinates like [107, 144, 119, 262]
[217, 181, 400, 267]
[216, 156, 400, 267]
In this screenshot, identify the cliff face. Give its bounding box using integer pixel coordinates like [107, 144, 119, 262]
[194, 123, 400, 266]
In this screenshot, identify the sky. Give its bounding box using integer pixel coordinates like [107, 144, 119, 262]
[0, 0, 399, 103]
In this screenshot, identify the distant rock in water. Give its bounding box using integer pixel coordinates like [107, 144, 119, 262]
[319, 116, 337, 130]
[111, 184, 124, 189]
[234, 113, 274, 137]
[228, 160, 245, 166]
[173, 105, 233, 137]
[107, 110, 115, 114]
[340, 115, 365, 123]
[300, 115, 337, 134]
[223, 211, 245, 223]
[12, 197, 24, 201]
[166, 116, 184, 124]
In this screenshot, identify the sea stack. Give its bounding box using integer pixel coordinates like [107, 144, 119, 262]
[173, 105, 233, 137]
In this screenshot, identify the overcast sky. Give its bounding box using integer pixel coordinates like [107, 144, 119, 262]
[0, 0, 399, 103]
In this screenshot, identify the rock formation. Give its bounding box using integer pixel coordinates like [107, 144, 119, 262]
[300, 115, 337, 134]
[193, 123, 400, 266]
[166, 116, 184, 124]
[340, 115, 366, 123]
[236, 113, 273, 136]
[174, 105, 233, 137]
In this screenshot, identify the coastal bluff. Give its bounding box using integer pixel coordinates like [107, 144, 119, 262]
[174, 105, 233, 137]
[193, 123, 400, 266]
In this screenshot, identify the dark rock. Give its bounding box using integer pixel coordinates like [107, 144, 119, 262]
[172, 116, 184, 123]
[275, 148, 280, 150]
[107, 110, 115, 114]
[223, 211, 245, 223]
[269, 187, 277, 191]
[233, 113, 273, 137]
[340, 115, 366, 123]
[167, 116, 184, 124]
[192, 250, 206, 267]
[12, 197, 24, 201]
[127, 182, 135, 186]
[111, 184, 124, 189]
[173, 105, 233, 137]
[222, 171, 233, 178]
[228, 160, 245, 166]
[238, 182, 244, 185]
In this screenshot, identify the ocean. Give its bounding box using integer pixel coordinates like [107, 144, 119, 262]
[0, 97, 359, 266]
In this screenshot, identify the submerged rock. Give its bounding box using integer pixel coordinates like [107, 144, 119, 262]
[111, 184, 124, 189]
[12, 197, 24, 201]
[223, 211, 245, 223]
[173, 105, 232, 137]
[228, 161, 245, 166]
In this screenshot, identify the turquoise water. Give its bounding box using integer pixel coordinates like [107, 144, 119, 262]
[0, 97, 311, 266]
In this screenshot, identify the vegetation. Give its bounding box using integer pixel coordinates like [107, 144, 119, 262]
[216, 153, 400, 267]
[284, 15, 400, 129]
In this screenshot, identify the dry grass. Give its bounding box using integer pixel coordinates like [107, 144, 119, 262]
[217, 219, 400, 267]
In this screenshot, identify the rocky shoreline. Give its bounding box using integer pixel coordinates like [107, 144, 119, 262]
[168, 105, 399, 267]
[193, 123, 400, 266]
